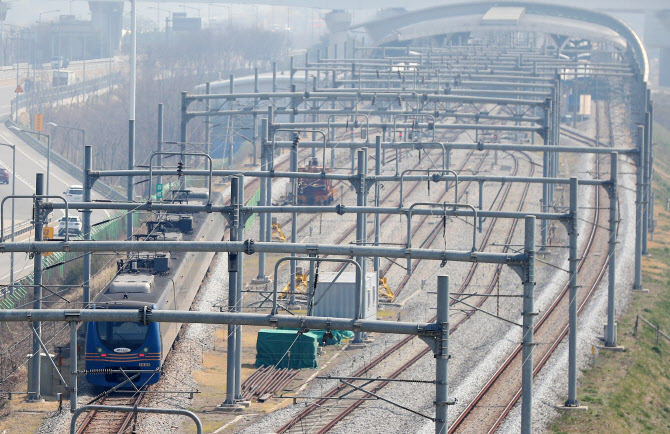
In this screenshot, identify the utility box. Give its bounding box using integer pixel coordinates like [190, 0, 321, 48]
[27, 352, 58, 397]
[153, 253, 170, 273]
[53, 70, 74, 87]
[312, 272, 378, 321]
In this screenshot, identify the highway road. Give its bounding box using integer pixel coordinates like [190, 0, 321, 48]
[0, 59, 121, 290]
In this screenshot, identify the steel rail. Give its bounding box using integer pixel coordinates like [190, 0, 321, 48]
[313, 153, 529, 433]
[279, 146, 524, 432]
[75, 394, 143, 434]
[449, 101, 610, 433]
[383, 150, 491, 297]
[484, 97, 616, 434]
[377, 113, 514, 296]
[276, 139, 490, 433]
[328, 145, 479, 272]
[287, 148, 531, 432]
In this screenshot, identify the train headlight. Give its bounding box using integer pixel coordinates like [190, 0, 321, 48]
[96, 347, 103, 353]
[143, 347, 149, 353]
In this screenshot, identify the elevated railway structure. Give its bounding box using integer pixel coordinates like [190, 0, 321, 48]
[0, 2, 655, 433]
[69, 1, 666, 80]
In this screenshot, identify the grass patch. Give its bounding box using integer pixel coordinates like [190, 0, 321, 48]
[0, 386, 60, 434]
[549, 94, 670, 433]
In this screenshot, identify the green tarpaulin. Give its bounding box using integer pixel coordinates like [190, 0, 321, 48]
[255, 329, 319, 369]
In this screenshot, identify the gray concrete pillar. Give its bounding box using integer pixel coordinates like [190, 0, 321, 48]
[606, 154, 619, 346]
[28, 173, 44, 402]
[521, 216, 536, 433]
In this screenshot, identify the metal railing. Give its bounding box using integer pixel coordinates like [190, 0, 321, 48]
[1, 220, 32, 239]
[0, 57, 115, 81]
[634, 314, 670, 346]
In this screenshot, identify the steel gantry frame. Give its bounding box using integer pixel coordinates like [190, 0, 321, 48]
[1, 38, 653, 434]
[0, 198, 538, 434]
[162, 49, 648, 429]
[178, 46, 642, 253]
[32, 135, 621, 432]
[56, 46, 640, 420]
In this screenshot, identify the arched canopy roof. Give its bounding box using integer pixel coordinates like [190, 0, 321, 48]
[355, 2, 648, 81]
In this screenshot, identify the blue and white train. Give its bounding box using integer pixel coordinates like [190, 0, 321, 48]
[85, 190, 225, 388]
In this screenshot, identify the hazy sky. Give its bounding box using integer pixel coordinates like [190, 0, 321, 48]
[3, 0, 349, 38]
[2, 1, 646, 48]
[5, 1, 89, 26]
[4, 1, 256, 27]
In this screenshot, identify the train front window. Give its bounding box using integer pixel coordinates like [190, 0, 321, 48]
[97, 322, 148, 352]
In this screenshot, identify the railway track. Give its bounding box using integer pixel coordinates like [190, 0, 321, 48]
[319, 121, 506, 277]
[74, 394, 144, 434]
[286, 129, 467, 241]
[561, 126, 599, 146]
[328, 146, 480, 260]
[76, 109, 599, 434]
[70, 143, 290, 432]
[306, 152, 535, 434]
[379, 148, 490, 298]
[450, 101, 616, 433]
[278, 148, 535, 433]
[313, 110, 614, 432]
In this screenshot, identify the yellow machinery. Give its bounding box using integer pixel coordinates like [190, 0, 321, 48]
[379, 277, 395, 302]
[279, 273, 395, 303]
[279, 273, 308, 299]
[272, 217, 287, 242]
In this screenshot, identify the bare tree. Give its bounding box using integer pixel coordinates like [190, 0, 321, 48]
[41, 24, 292, 188]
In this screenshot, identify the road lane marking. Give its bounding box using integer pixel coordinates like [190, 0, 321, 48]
[0, 131, 76, 189]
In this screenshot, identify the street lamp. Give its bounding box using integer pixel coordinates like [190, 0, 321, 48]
[10, 32, 21, 122]
[148, 6, 172, 32]
[9, 126, 51, 195]
[207, 4, 232, 28]
[0, 143, 16, 296]
[46, 122, 85, 185]
[180, 4, 201, 17]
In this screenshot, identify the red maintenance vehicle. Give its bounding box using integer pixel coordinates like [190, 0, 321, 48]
[297, 158, 337, 205]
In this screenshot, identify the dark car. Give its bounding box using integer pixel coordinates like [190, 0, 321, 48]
[0, 168, 9, 184]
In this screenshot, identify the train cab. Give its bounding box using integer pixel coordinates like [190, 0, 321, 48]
[85, 301, 162, 388]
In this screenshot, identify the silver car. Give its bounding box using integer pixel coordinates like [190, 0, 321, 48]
[58, 216, 82, 236]
[64, 185, 84, 202]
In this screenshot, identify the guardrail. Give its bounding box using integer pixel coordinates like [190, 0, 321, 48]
[11, 73, 123, 114]
[1, 220, 33, 240]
